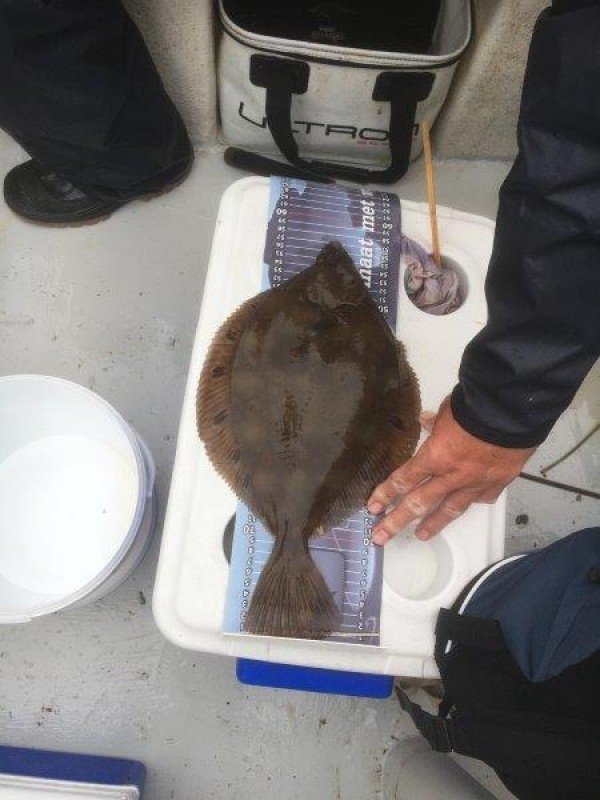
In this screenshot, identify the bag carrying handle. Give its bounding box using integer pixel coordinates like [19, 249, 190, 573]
[227, 54, 435, 184]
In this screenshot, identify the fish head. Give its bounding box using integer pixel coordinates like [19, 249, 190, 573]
[304, 242, 366, 312]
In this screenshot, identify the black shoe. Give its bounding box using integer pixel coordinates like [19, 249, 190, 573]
[3, 159, 191, 226]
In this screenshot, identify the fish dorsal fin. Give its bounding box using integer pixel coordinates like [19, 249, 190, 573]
[197, 295, 262, 509]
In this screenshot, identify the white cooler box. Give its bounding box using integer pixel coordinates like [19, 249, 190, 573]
[153, 177, 505, 679]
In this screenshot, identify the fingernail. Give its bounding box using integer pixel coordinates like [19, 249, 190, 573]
[368, 501, 384, 516]
[415, 528, 431, 541]
[372, 529, 389, 546]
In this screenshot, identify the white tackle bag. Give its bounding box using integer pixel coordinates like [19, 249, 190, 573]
[218, 0, 473, 183]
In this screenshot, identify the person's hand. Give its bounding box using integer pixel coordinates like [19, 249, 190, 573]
[368, 397, 536, 543]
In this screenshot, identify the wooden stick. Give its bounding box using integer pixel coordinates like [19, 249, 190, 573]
[421, 120, 442, 267]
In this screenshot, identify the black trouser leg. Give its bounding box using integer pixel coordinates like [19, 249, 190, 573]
[0, 0, 192, 201]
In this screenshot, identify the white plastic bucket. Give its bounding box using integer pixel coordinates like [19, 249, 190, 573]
[0, 375, 156, 623]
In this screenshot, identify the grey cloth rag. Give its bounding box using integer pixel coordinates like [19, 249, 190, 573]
[404, 251, 462, 315]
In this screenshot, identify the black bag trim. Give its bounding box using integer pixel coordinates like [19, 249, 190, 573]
[224, 147, 333, 182]
[434, 607, 506, 662]
[228, 54, 434, 184]
[222, 31, 470, 71]
[397, 604, 600, 780]
[220, 0, 475, 72]
[396, 685, 453, 752]
[435, 607, 600, 735]
[396, 685, 600, 759]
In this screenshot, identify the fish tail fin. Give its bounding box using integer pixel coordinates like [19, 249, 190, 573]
[245, 546, 340, 640]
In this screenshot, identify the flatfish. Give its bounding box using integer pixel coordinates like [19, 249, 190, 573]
[197, 242, 420, 639]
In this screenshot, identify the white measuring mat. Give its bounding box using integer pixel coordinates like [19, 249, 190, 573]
[154, 177, 506, 678]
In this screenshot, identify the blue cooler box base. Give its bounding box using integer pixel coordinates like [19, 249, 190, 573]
[0, 745, 145, 795]
[237, 659, 394, 698]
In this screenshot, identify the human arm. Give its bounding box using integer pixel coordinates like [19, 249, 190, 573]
[369, 0, 600, 541]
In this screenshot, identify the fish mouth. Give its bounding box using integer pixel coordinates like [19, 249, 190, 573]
[222, 514, 236, 563]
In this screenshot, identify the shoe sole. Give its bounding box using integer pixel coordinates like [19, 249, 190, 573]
[6, 161, 193, 228]
[141, 165, 191, 203]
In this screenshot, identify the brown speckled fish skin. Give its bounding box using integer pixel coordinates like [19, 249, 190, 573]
[197, 242, 420, 639]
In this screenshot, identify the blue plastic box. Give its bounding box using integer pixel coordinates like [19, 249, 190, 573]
[0, 745, 145, 797]
[237, 658, 394, 698]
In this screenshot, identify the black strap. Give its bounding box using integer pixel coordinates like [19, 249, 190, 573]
[396, 685, 600, 765]
[370, 70, 435, 182]
[399, 602, 600, 793]
[224, 146, 333, 183]
[396, 686, 452, 752]
[227, 54, 434, 185]
[398, 607, 600, 773]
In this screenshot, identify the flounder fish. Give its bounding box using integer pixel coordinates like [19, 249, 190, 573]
[197, 242, 420, 639]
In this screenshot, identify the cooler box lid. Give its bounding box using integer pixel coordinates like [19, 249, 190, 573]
[153, 177, 506, 678]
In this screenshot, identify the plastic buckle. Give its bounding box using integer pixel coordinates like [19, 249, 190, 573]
[395, 687, 452, 753]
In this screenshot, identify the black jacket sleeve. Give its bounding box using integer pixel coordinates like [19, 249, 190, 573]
[451, 0, 600, 448]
